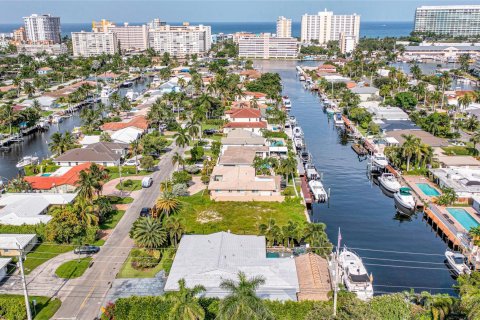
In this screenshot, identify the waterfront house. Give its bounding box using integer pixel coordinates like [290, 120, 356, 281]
[242, 91, 267, 104]
[350, 86, 380, 102]
[100, 116, 148, 133]
[316, 64, 337, 75]
[110, 127, 143, 144]
[221, 129, 266, 152]
[208, 166, 283, 202]
[430, 166, 480, 199]
[54, 142, 128, 167]
[164, 232, 299, 301]
[24, 163, 92, 192]
[224, 108, 262, 122]
[223, 112, 268, 135]
[0, 234, 37, 257]
[385, 129, 449, 148]
[22, 96, 58, 110]
[79, 135, 101, 146]
[0, 193, 76, 225]
[218, 146, 269, 167]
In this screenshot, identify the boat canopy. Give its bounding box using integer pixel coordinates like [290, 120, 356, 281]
[399, 187, 411, 195]
[348, 273, 371, 283]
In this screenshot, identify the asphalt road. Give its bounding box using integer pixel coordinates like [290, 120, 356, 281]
[52, 145, 181, 320]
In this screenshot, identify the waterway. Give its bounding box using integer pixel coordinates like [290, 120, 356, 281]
[0, 77, 152, 180]
[256, 60, 457, 295]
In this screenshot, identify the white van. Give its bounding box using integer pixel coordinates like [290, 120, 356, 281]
[141, 177, 153, 188]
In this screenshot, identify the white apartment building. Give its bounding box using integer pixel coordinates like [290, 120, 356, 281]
[414, 5, 480, 37]
[276, 16, 292, 38]
[148, 24, 211, 57]
[23, 14, 61, 44]
[301, 10, 360, 44]
[340, 33, 356, 54]
[108, 23, 148, 51]
[238, 33, 298, 59]
[72, 31, 118, 57]
[17, 43, 67, 56]
[473, 59, 480, 77]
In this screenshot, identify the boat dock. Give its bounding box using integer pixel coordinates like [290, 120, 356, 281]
[300, 175, 313, 206]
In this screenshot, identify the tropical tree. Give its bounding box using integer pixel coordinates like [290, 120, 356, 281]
[217, 271, 273, 320]
[457, 272, 480, 320]
[469, 226, 480, 245]
[165, 215, 186, 247]
[465, 116, 479, 132]
[167, 278, 206, 320]
[401, 134, 421, 171]
[470, 130, 480, 155]
[0, 104, 20, 135]
[76, 169, 101, 202]
[186, 117, 201, 142]
[48, 131, 77, 155]
[130, 217, 167, 250]
[258, 218, 281, 246]
[173, 128, 191, 148]
[459, 94, 473, 112]
[155, 192, 181, 218]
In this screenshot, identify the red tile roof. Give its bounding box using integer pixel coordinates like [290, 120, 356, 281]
[24, 163, 92, 190]
[224, 121, 267, 129]
[229, 108, 261, 119]
[243, 91, 267, 98]
[101, 116, 148, 131]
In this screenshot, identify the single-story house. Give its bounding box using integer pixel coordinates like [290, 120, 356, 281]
[0, 194, 76, 225]
[164, 232, 299, 301]
[221, 129, 266, 151]
[0, 258, 12, 281]
[218, 146, 269, 166]
[21, 96, 57, 109]
[100, 116, 148, 132]
[37, 67, 53, 75]
[430, 166, 480, 199]
[385, 129, 449, 147]
[0, 234, 37, 257]
[110, 127, 143, 144]
[79, 135, 101, 146]
[242, 91, 267, 104]
[350, 86, 380, 102]
[54, 142, 128, 167]
[24, 163, 92, 192]
[208, 166, 283, 202]
[223, 121, 267, 135]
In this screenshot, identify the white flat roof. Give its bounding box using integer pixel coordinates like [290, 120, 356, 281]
[0, 258, 12, 270]
[0, 234, 36, 250]
[164, 232, 299, 301]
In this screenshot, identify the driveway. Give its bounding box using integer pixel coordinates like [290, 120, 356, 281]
[52, 145, 182, 319]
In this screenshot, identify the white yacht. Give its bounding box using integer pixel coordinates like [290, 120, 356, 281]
[334, 113, 344, 126]
[393, 187, 416, 212]
[445, 250, 471, 276]
[308, 179, 328, 202]
[305, 163, 319, 181]
[16, 155, 39, 169]
[293, 126, 303, 138]
[378, 173, 401, 193]
[283, 96, 292, 110]
[100, 86, 117, 98]
[338, 248, 374, 301]
[326, 107, 335, 116]
[294, 137, 304, 150]
[372, 153, 389, 169]
[289, 116, 297, 126]
[125, 90, 139, 102]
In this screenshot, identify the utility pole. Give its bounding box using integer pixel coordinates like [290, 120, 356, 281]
[17, 243, 32, 320]
[333, 228, 342, 317]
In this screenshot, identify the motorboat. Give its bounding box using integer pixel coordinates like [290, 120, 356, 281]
[16, 155, 39, 169]
[326, 107, 335, 116]
[120, 80, 134, 88]
[300, 149, 311, 163]
[100, 86, 117, 98]
[293, 126, 303, 138]
[372, 153, 389, 169]
[283, 96, 292, 110]
[294, 137, 304, 150]
[445, 250, 471, 276]
[289, 115, 297, 126]
[334, 112, 344, 126]
[125, 90, 139, 101]
[378, 173, 401, 193]
[299, 75, 306, 81]
[305, 163, 319, 180]
[394, 187, 416, 212]
[338, 247, 374, 301]
[308, 179, 328, 202]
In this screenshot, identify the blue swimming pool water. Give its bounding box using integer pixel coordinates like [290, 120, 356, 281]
[416, 183, 441, 196]
[447, 208, 480, 231]
[41, 173, 52, 177]
[266, 252, 280, 258]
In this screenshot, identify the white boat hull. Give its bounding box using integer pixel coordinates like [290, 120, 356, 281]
[445, 251, 471, 276]
[393, 193, 416, 211]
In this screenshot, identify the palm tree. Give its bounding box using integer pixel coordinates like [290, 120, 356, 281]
[165, 215, 186, 247]
[258, 218, 280, 246]
[48, 132, 77, 155]
[470, 130, 480, 155]
[457, 272, 480, 319]
[186, 117, 201, 142]
[469, 226, 480, 245]
[155, 192, 181, 218]
[172, 152, 185, 171]
[459, 94, 473, 112]
[173, 128, 191, 148]
[465, 116, 479, 132]
[74, 199, 100, 227]
[130, 217, 167, 250]
[401, 134, 421, 171]
[23, 81, 35, 98]
[167, 279, 206, 320]
[217, 271, 273, 320]
[0, 104, 20, 135]
[75, 170, 100, 202]
[302, 223, 332, 257]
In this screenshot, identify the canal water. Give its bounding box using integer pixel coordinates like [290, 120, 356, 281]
[0, 77, 151, 180]
[257, 60, 457, 295]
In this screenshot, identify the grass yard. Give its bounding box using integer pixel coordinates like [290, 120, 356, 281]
[177, 193, 306, 235]
[441, 146, 477, 156]
[106, 167, 150, 180]
[24, 243, 74, 275]
[0, 295, 61, 320]
[107, 195, 134, 204]
[55, 257, 92, 279]
[100, 210, 125, 230]
[117, 249, 167, 278]
[116, 179, 142, 191]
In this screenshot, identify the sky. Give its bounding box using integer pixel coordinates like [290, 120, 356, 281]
[1, 0, 480, 23]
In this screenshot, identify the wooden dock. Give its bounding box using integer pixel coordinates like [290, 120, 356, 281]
[301, 176, 313, 205]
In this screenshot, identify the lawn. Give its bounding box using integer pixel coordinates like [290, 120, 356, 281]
[0, 295, 61, 320]
[55, 257, 92, 279]
[100, 210, 125, 230]
[441, 146, 477, 156]
[176, 193, 307, 235]
[116, 179, 143, 191]
[107, 195, 134, 204]
[117, 249, 173, 278]
[24, 243, 74, 275]
[106, 166, 150, 180]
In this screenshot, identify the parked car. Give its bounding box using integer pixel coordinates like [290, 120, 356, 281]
[123, 156, 141, 166]
[140, 207, 152, 217]
[142, 176, 153, 188]
[74, 245, 100, 255]
[203, 129, 216, 135]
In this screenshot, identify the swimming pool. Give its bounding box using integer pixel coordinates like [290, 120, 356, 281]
[41, 173, 52, 177]
[447, 208, 480, 231]
[416, 183, 441, 196]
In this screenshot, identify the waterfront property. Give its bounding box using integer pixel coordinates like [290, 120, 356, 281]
[54, 142, 129, 167]
[295, 253, 332, 301]
[385, 129, 449, 148]
[164, 232, 299, 301]
[403, 45, 480, 62]
[100, 116, 149, 133]
[24, 162, 91, 192]
[430, 166, 480, 200]
[300, 10, 360, 44]
[0, 234, 37, 257]
[349, 86, 379, 102]
[417, 183, 441, 197]
[0, 193, 76, 225]
[221, 129, 266, 150]
[446, 207, 480, 232]
[218, 146, 269, 167]
[414, 5, 480, 37]
[237, 33, 299, 59]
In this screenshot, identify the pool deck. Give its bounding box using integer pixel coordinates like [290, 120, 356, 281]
[403, 176, 441, 204]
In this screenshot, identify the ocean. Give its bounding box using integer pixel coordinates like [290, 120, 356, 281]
[0, 21, 413, 38]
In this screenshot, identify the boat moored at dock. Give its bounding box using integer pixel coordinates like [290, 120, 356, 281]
[378, 173, 401, 193]
[372, 153, 389, 169]
[445, 250, 471, 276]
[308, 179, 328, 203]
[338, 247, 374, 301]
[394, 187, 416, 214]
[16, 155, 39, 169]
[293, 126, 303, 138]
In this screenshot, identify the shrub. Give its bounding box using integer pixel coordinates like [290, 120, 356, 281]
[123, 179, 134, 187]
[0, 224, 46, 241]
[172, 170, 192, 185]
[171, 183, 189, 197]
[185, 165, 200, 174]
[130, 249, 160, 270]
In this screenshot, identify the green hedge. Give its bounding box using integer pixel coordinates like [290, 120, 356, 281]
[0, 295, 61, 320]
[0, 224, 46, 241]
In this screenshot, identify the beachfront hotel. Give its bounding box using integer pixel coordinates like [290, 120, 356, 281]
[23, 14, 61, 44]
[276, 16, 292, 38]
[414, 5, 480, 37]
[71, 31, 119, 57]
[148, 23, 212, 57]
[237, 33, 299, 59]
[300, 10, 360, 44]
